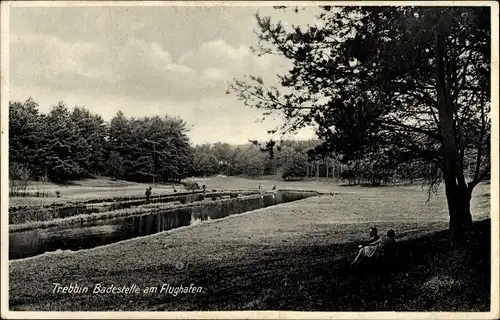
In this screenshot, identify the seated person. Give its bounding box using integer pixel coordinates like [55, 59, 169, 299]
[358, 227, 380, 248]
[351, 229, 396, 266]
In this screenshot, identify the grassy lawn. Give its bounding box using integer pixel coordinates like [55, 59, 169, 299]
[187, 175, 352, 193]
[8, 181, 490, 311]
[12, 175, 485, 207]
[9, 177, 184, 207]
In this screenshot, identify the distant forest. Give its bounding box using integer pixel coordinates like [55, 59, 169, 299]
[11, 98, 478, 186]
[9, 98, 340, 184]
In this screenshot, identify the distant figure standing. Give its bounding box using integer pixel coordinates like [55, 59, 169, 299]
[202, 184, 206, 193]
[272, 185, 276, 191]
[145, 186, 152, 201]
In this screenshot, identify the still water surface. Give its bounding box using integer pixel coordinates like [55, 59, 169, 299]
[10, 191, 317, 260]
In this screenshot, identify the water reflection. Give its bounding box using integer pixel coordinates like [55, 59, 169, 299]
[9, 210, 192, 260]
[9, 191, 316, 260]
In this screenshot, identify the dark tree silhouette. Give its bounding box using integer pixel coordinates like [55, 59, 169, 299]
[232, 6, 491, 246]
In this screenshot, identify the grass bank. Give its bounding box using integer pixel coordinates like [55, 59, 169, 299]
[8, 219, 490, 311]
[9, 184, 490, 311]
[9, 177, 184, 208]
[9, 190, 260, 226]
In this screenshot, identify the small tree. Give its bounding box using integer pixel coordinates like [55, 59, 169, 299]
[281, 151, 308, 181]
[108, 152, 124, 180]
[9, 163, 33, 196]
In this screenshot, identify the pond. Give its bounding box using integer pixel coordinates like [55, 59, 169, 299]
[9, 190, 318, 260]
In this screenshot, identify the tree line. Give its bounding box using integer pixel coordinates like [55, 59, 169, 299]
[10, 98, 462, 187]
[9, 98, 334, 183]
[9, 98, 192, 183]
[9, 99, 354, 184]
[191, 139, 333, 180]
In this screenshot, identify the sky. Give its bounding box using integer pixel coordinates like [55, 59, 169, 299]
[9, 5, 321, 145]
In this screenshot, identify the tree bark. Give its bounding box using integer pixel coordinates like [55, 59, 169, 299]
[445, 183, 473, 247]
[326, 158, 329, 179]
[331, 159, 335, 180]
[436, 28, 473, 247]
[316, 160, 319, 181]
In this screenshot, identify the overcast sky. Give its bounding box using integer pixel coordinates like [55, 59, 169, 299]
[9, 5, 321, 145]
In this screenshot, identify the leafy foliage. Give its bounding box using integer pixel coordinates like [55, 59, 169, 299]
[280, 147, 308, 180]
[191, 145, 220, 177]
[9, 99, 192, 183]
[9, 163, 33, 196]
[232, 6, 491, 245]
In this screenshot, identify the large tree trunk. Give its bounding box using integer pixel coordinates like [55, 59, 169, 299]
[444, 181, 473, 247]
[436, 29, 473, 247]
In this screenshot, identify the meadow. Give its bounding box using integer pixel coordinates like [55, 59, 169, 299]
[8, 176, 491, 311]
[9, 176, 183, 208]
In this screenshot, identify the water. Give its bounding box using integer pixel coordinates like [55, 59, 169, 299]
[9, 190, 254, 224]
[9, 190, 318, 260]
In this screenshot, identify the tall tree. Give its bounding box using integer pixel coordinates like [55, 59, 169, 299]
[192, 146, 219, 177]
[232, 6, 491, 246]
[9, 98, 45, 177]
[280, 146, 308, 180]
[41, 102, 91, 181]
[71, 106, 108, 175]
[108, 110, 131, 156]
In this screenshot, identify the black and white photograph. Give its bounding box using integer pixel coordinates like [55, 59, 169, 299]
[1, 1, 498, 319]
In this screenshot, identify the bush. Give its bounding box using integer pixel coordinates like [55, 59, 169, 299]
[9, 163, 33, 196]
[340, 169, 356, 185]
[281, 153, 307, 181]
[182, 181, 200, 191]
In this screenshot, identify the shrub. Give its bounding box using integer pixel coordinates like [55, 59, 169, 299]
[9, 163, 33, 196]
[182, 181, 200, 191]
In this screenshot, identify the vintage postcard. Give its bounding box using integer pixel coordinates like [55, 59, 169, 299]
[1, 1, 499, 319]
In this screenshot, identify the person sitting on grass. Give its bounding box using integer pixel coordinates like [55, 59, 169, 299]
[359, 227, 380, 248]
[351, 229, 396, 267]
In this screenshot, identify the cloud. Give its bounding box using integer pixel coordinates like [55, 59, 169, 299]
[11, 32, 291, 105]
[10, 34, 107, 82]
[114, 38, 195, 79]
[8, 7, 319, 145]
[202, 67, 230, 81]
[180, 38, 291, 82]
[11, 34, 222, 101]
